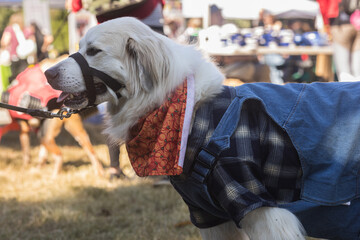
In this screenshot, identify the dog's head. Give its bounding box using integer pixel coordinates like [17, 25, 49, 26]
[45, 17, 171, 110]
[45, 17, 224, 142]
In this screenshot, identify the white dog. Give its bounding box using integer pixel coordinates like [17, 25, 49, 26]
[45, 17, 360, 240]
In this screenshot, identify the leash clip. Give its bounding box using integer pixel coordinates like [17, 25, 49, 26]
[50, 108, 79, 120]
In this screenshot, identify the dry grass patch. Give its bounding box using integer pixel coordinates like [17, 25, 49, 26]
[0, 130, 326, 240]
[0, 142, 200, 240]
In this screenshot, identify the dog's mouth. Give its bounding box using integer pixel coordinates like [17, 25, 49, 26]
[57, 82, 107, 107]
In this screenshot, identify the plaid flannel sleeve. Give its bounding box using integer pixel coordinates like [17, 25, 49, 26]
[207, 100, 302, 227]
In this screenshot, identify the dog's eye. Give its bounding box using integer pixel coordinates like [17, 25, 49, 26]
[86, 47, 102, 56]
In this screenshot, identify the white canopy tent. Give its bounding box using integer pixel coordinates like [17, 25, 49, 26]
[0, 0, 65, 8]
[182, 0, 321, 26]
[259, 0, 320, 19]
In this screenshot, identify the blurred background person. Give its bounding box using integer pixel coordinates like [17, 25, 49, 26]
[210, 4, 224, 26]
[164, 18, 183, 40]
[69, 0, 165, 33]
[252, 8, 265, 27]
[0, 12, 33, 83]
[259, 11, 285, 84]
[318, 0, 360, 80]
[176, 18, 202, 44]
[30, 22, 54, 63]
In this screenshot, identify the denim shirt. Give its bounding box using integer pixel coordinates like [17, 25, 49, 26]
[238, 82, 360, 204]
[170, 82, 360, 230]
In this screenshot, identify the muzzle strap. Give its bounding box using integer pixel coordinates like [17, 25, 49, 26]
[91, 68, 125, 93]
[69, 52, 126, 107]
[69, 52, 97, 106]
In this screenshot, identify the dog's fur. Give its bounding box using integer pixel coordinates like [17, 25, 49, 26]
[45, 17, 306, 239]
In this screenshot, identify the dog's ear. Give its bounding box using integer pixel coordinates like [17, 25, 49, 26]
[126, 37, 167, 92]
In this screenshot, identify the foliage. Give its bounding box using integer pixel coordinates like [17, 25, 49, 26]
[50, 9, 69, 55]
[0, 7, 16, 36]
[226, 19, 252, 28]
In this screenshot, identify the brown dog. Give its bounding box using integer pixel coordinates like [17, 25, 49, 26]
[37, 112, 104, 177]
[5, 113, 104, 177]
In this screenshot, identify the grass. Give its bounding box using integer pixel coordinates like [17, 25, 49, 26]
[0, 128, 325, 240]
[0, 129, 200, 240]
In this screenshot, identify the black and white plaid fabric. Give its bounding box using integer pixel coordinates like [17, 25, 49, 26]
[171, 86, 302, 228]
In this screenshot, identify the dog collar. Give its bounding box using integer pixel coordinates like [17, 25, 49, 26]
[69, 52, 125, 106]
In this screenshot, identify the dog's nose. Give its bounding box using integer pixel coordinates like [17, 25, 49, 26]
[44, 68, 59, 83]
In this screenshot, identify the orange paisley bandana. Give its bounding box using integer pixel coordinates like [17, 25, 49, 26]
[126, 79, 191, 177]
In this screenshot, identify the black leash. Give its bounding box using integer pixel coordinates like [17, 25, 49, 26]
[0, 102, 79, 120]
